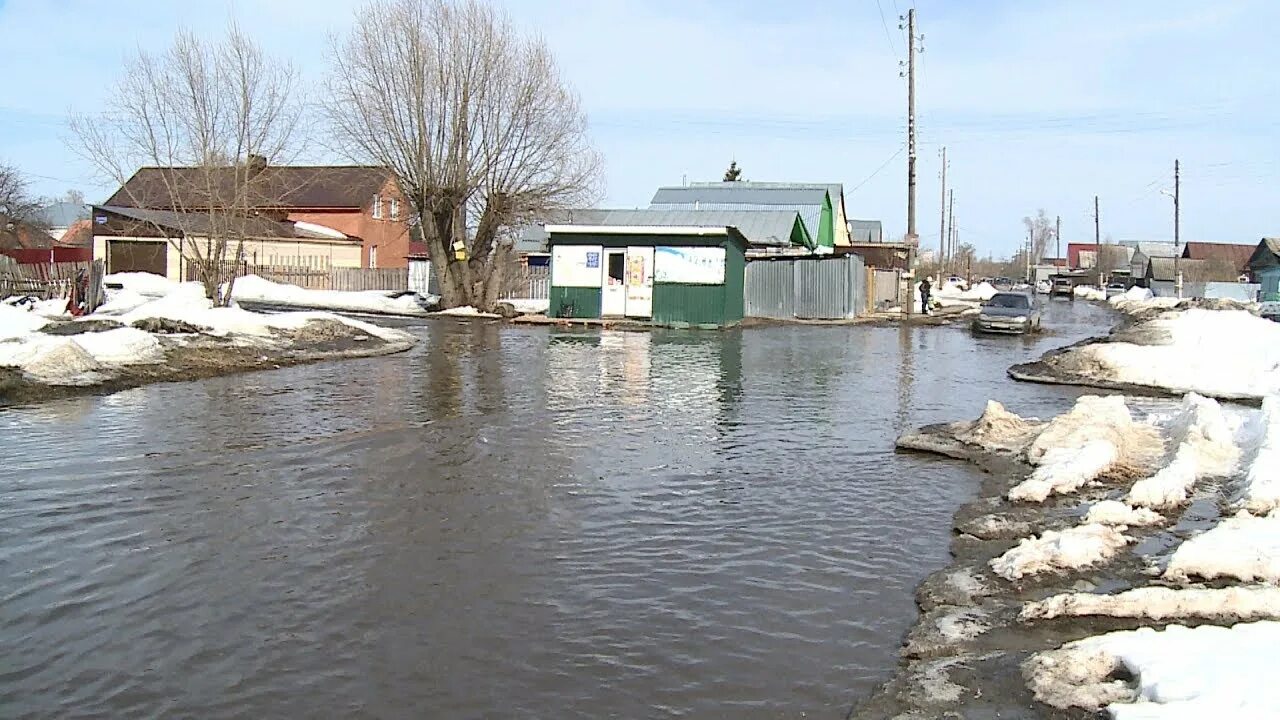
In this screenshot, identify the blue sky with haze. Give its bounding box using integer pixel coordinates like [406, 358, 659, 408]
[1, 0, 1276, 256]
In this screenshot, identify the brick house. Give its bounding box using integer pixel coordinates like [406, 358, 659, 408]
[98, 163, 414, 271]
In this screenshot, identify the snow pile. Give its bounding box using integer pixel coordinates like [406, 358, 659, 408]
[1083, 500, 1164, 527]
[501, 298, 551, 315]
[936, 281, 998, 303]
[435, 305, 500, 318]
[1078, 309, 1280, 400]
[990, 523, 1130, 580]
[1109, 286, 1153, 305]
[230, 275, 430, 316]
[1164, 511, 1280, 583]
[1021, 586, 1280, 622]
[0, 303, 51, 340]
[0, 327, 164, 385]
[72, 328, 165, 365]
[1024, 621, 1280, 716]
[1240, 397, 1280, 514]
[1074, 285, 1106, 301]
[104, 271, 179, 297]
[1127, 393, 1240, 509]
[1010, 396, 1162, 502]
[954, 400, 1045, 453]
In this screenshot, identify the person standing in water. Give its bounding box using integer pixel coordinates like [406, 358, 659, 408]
[919, 276, 933, 315]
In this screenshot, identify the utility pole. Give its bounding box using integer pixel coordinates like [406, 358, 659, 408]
[946, 189, 954, 270]
[938, 146, 947, 277]
[1055, 215, 1061, 270]
[1174, 159, 1182, 298]
[901, 8, 920, 314]
[1093, 195, 1100, 247]
[1025, 229, 1032, 282]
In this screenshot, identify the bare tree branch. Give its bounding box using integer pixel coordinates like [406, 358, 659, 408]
[69, 23, 306, 305]
[326, 0, 601, 309]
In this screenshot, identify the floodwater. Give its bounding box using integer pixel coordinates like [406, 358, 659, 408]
[2, 300, 1109, 719]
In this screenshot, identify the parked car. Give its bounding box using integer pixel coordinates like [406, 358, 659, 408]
[946, 275, 966, 287]
[1049, 277, 1074, 299]
[992, 276, 1013, 291]
[973, 292, 1042, 334]
[1105, 281, 1128, 299]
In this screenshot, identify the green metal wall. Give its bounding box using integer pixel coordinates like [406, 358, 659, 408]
[650, 241, 745, 328]
[549, 286, 601, 318]
[817, 194, 835, 248]
[1258, 267, 1280, 301]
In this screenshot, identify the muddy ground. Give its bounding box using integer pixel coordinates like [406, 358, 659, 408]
[851, 418, 1227, 719]
[0, 318, 415, 407]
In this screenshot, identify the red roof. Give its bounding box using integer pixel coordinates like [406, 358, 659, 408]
[1181, 242, 1254, 273]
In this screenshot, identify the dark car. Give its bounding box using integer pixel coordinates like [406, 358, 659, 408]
[1049, 277, 1075, 299]
[973, 292, 1042, 334]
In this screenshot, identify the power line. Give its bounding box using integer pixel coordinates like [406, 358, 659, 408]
[847, 145, 905, 195]
[875, 0, 900, 58]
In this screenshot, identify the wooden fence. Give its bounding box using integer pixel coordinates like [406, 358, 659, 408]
[499, 266, 550, 299]
[197, 259, 409, 292]
[0, 261, 90, 300]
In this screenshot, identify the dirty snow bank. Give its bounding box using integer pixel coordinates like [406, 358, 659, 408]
[230, 274, 432, 316]
[1021, 586, 1280, 622]
[1022, 308, 1280, 400]
[435, 305, 500, 318]
[104, 271, 180, 296]
[1083, 500, 1164, 527]
[1074, 285, 1106, 301]
[1024, 621, 1280, 717]
[1164, 511, 1280, 583]
[1126, 393, 1240, 509]
[0, 303, 51, 340]
[990, 523, 1130, 580]
[1009, 395, 1162, 502]
[936, 280, 998, 303]
[0, 328, 164, 385]
[1239, 397, 1280, 514]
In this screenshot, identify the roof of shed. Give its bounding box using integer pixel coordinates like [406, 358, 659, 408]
[1148, 257, 1218, 282]
[541, 208, 809, 248]
[1128, 241, 1180, 258]
[848, 219, 883, 243]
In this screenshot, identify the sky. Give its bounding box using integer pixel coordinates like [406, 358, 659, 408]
[1, 0, 1277, 257]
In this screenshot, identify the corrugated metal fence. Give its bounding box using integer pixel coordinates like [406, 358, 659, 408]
[745, 255, 866, 320]
[873, 269, 901, 309]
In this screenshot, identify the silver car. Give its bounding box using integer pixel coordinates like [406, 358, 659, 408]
[973, 292, 1042, 334]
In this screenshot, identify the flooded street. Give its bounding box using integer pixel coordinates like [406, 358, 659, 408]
[2, 300, 1110, 719]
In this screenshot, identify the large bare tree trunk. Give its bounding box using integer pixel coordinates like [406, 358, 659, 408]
[326, 0, 601, 310]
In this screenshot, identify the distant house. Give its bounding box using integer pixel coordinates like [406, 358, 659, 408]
[94, 163, 413, 277]
[1181, 242, 1255, 280]
[649, 181, 851, 250]
[1125, 242, 1180, 285]
[848, 219, 883, 244]
[1248, 238, 1280, 301]
[36, 201, 89, 242]
[1066, 242, 1133, 277]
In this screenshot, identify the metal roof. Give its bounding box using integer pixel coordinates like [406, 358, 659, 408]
[1128, 241, 1180, 258]
[1148, 257, 1213, 282]
[848, 219, 883, 243]
[37, 201, 89, 228]
[539, 208, 809, 248]
[95, 205, 357, 241]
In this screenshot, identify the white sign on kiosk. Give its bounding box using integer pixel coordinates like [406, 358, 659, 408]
[654, 246, 725, 285]
[552, 245, 604, 287]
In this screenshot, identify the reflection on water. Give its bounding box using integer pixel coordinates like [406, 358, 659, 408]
[0, 302, 1111, 719]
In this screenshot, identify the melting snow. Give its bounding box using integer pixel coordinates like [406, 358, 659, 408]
[230, 275, 431, 316]
[1025, 621, 1280, 718]
[1126, 394, 1240, 509]
[1022, 586, 1280, 622]
[1164, 511, 1280, 583]
[990, 523, 1131, 580]
[1084, 500, 1164, 527]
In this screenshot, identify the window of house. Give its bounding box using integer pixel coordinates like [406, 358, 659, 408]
[372, 194, 383, 219]
[390, 197, 400, 221]
[369, 246, 378, 268]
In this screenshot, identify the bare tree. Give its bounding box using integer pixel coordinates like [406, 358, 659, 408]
[0, 163, 44, 231]
[70, 23, 304, 305]
[326, 0, 601, 310]
[1022, 209, 1055, 264]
